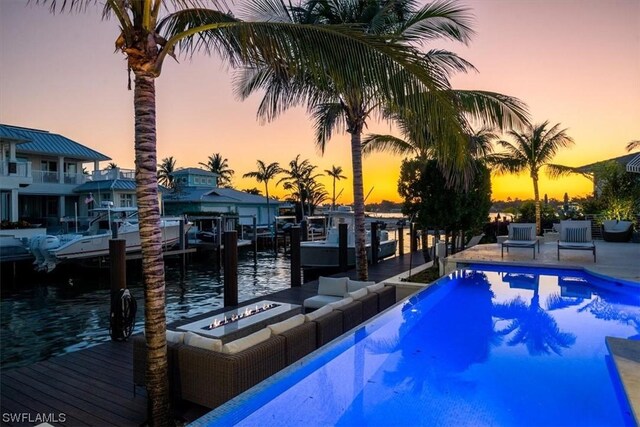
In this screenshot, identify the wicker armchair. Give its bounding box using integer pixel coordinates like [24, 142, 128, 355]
[373, 286, 396, 312]
[601, 220, 633, 242]
[313, 310, 344, 347]
[277, 321, 317, 365]
[132, 334, 183, 402]
[359, 292, 379, 321]
[333, 300, 364, 332]
[177, 335, 287, 409]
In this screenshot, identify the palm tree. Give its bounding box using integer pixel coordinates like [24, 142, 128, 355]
[278, 155, 316, 218]
[243, 160, 281, 228]
[199, 153, 234, 187]
[36, 0, 514, 421]
[236, 0, 528, 279]
[325, 165, 347, 210]
[488, 122, 575, 234]
[626, 140, 640, 152]
[107, 162, 119, 169]
[157, 156, 176, 188]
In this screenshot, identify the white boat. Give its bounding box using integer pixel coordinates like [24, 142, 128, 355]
[29, 206, 190, 272]
[300, 206, 397, 268]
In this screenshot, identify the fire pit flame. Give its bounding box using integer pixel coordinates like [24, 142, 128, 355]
[207, 303, 279, 330]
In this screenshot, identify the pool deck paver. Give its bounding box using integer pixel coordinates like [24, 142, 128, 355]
[445, 240, 640, 283]
[606, 337, 640, 424]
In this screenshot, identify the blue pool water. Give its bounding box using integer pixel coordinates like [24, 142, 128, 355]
[196, 265, 640, 427]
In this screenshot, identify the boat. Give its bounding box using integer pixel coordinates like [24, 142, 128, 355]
[29, 205, 190, 272]
[300, 206, 398, 268]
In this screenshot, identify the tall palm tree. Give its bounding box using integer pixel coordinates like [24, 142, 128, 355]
[37, 0, 509, 422]
[199, 153, 234, 187]
[107, 162, 119, 169]
[488, 121, 575, 234]
[157, 156, 176, 188]
[243, 160, 281, 228]
[325, 165, 347, 210]
[236, 0, 528, 279]
[278, 155, 316, 217]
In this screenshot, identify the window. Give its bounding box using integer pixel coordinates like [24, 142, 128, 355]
[101, 193, 112, 202]
[120, 194, 134, 207]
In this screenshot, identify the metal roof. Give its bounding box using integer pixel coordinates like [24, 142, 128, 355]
[74, 179, 137, 193]
[575, 153, 638, 173]
[0, 124, 110, 161]
[164, 187, 279, 205]
[626, 154, 640, 174]
[173, 168, 219, 177]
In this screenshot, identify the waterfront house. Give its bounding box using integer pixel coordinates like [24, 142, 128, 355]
[163, 168, 280, 226]
[0, 124, 109, 227]
[575, 152, 640, 197]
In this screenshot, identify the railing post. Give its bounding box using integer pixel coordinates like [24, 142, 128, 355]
[409, 222, 417, 253]
[339, 223, 348, 272]
[371, 222, 379, 265]
[290, 226, 301, 287]
[300, 220, 308, 242]
[252, 216, 258, 264]
[398, 226, 404, 256]
[223, 230, 238, 307]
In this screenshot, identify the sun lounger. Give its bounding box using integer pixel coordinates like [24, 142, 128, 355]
[558, 220, 596, 262]
[501, 223, 539, 259]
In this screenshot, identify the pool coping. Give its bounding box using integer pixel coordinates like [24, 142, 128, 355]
[606, 337, 640, 424]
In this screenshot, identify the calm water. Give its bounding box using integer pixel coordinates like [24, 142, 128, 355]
[0, 251, 293, 370]
[202, 265, 639, 427]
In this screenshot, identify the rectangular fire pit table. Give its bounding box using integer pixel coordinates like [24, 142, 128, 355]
[176, 300, 302, 343]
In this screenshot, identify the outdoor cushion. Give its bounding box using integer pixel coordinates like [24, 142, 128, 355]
[367, 282, 385, 292]
[166, 330, 185, 344]
[347, 279, 375, 293]
[565, 227, 588, 243]
[222, 328, 271, 354]
[303, 295, 343, 310]
[317, 276, 349, 297]
[349, 288, 368, 300]
[267, 314, 305, 335]
[184, 332, 223, 352]
[305, 304, 333, 322]
[328, 297, 354, 310]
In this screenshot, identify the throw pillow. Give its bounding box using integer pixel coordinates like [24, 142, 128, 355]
[267, 314, 305, 335]
[328, 297, 354, 310]
[166, 330, 185, 344]
[367, 282, 385, 292]
[512, 227, 531, 241]
[347, 279, 376, 293]
[304, 304, 333, 322]
[184, 332, 223, 352]
[348, 288, 368, 300]
[565, 227, 587, 243]
[318, 276, 349, 297]
[222, 328, 271, 354]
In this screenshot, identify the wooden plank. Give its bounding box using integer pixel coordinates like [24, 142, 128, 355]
[5, 368, 137, 426]
[48, 352, 134, 387]
[76, 344, 134, 370]
[0, 387, 87, 427]
[2, 371, 111, 426]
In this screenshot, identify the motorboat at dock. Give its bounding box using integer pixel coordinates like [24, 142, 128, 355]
[300, 206, 397, 268]
[29, 205, 190, 272]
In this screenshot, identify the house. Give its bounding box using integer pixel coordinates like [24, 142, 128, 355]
[0, 124, 110, 226]
[575, 152, 640, 197]
[163, 168, 280, 225]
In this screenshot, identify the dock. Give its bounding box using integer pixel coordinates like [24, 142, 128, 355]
[0, 252, 426, 426]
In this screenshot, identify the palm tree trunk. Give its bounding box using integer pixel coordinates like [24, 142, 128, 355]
[332, 177, 336, 211]
[265, 183, 273, 248]
[134, 73, 170, 425]
[533, 176, 541, 235]
[350, 131, 368, 280]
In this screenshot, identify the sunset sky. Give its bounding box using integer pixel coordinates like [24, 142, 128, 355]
[1, 0, 638, 204]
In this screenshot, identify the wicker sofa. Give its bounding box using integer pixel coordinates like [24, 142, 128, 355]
[601, 220, 633, 242]
[133, 281, 397, 410]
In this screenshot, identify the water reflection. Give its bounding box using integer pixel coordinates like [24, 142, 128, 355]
[0, 252, 291, 370]
[494, 273, 577, 356]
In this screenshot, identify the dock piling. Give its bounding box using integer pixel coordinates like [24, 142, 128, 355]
[398, 226, 404, 256]
[290, 226, 301, 287]
[339, 223, 348, 272]
[371, 222, 379, 265]
[223, 231, 238, 307]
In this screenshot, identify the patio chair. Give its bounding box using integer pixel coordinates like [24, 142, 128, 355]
[558, 220, 596, 262]
[501, 223, 539, 259]
[465, 233, 485, 249]
[601, 220, 633, 242]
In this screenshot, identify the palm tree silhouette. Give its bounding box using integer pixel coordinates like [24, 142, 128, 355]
[243, 160, 281, 231]
[235, 0, 528, 280]
[157, 156, 176, 188]
[488, 122, 575, 234]
[493, 273, 576, 356]
[199, 153, 234, 187]
[324, 165, 347, 211]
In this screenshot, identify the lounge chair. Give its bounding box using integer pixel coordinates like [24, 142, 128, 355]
[465, 233, 485, 249]
[501, 223, 539, 259]
[601, 220, 633, 242]
[557, 220, 596, 262]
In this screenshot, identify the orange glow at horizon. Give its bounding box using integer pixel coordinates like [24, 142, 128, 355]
[0, 1, 638, 206]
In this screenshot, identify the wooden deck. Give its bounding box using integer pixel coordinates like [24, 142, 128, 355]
[0, 252, 425, 426]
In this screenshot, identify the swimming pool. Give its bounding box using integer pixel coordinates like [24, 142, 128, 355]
[194, 265, 640, 426]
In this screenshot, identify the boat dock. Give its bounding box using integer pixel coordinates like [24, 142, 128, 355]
[0, 252, 425, 426]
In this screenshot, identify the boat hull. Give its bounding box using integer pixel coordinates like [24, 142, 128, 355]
[300, 239, 397, 268]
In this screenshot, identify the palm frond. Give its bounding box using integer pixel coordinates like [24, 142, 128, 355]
[454, 90, 530, 132]
[626, 140, 640, 152]
[395, 0, 475, 45]
[362, 134, 419, 157]
[545, 164, 578, 179]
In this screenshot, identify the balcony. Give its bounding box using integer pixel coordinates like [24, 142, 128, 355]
[92, 168, 136, 181]
[0, 160, 31, 178]
[31, 170, 87, 185]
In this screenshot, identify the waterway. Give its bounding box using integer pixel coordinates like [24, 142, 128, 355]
[0, 251, 293, 370]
